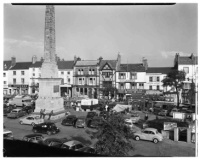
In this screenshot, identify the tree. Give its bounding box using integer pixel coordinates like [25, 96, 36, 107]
[100, 85, 117, 99]
[162, 70, 185, 107]
[90, 114, 134, 156]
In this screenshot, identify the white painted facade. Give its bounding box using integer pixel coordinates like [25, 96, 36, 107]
[3, 70, 9, 94]
[58, 70, 73, 85]
[29, 67, 41, 94]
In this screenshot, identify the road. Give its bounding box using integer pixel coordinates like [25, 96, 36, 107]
[4, 112, 196, 157]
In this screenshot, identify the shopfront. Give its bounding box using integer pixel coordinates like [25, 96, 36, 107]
[8, 84, 29, 95]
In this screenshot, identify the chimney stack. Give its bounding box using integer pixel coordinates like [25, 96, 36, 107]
[117, 53, 121, 64]
[142, 57, 148, 71]
[11, 56, 16, 67]
[74, 55, 77, 64]
[32, 55, 37, 64]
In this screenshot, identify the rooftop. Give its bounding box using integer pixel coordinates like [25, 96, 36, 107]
[146, 67, 175, 74]
[119, 63, 145, 72]
[75, 60, 99, 66]
[9, 62, 32, 70]
[99, 60, 117, 70]
[178, 56, 198, 65]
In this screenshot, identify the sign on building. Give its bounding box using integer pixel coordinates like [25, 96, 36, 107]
[163, 122, 177, 131]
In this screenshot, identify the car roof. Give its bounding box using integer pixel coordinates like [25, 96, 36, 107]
[23, 134, 43, 138]
[3, 129, 12, 134]
[63, 140, 82, 146]
[144, 128, 158, 132]
[12, 108, 21, 111]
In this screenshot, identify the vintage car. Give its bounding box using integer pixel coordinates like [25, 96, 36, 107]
[129, 113, 140, 123]
[3, 129, 14, 140]
[169, 108, 180, 117]
[75, 117, 86, 128]
[60, 140, 85, 151]
[124, 119, 135, 129]
[19, 115, 44, 126]
[42, 137, 69, 148]
[22, 134, 44, 144]
[133, 128, 163, 144]
[158, 109, 168, 116]
[61, 115, 77, 126]
[7, 108, 26, 119]
[32, 122, 60, 135]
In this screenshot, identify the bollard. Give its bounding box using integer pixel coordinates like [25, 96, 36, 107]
[174, 127, 179, 141]
[187, 128, 192, 143]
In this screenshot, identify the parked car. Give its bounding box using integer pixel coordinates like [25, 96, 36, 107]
[7, 108, 26, 119]
[22, 134, 44, 144]
[124, 119, 134, 129]
[42, 137, 69, 148]
[21, 105, 34, 114]
[158, 109, 168, 116]
[32, 122, 60, 135]
[169, 108, 180, 117]
[75, 117, 86, 128]
[133, 128, 163, 144]
[9, 95, 33, 107]
[130, 113, 140, 123]
[86, 112, 99, 126]
[19, 115, 44, 126]
[3, 105, 16, 116]
[88, 116, 103, 128]
[60, 140, 85, 151]
[3, 129, 14, 140]
[78, 146, 96, 154]
[61, 115, 77, 126]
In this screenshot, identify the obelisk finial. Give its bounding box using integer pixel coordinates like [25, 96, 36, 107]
[44, 5, 56, 63]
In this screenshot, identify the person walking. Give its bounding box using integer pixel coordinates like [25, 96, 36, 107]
[48, 110, 53, 120]
[40, 109, 43, 119]
[145, 113, 148, 121]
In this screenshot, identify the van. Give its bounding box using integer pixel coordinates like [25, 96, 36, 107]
[9, 95, 33, 107]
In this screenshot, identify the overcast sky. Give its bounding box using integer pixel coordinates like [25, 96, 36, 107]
[4, 3, 197, 67]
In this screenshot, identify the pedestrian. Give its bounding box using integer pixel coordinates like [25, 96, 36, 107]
[43, 109, 46, 119]
[48, 110, 53, 120]
[105, 103, 108, 112]
[40, 109, 43, 119]
[145, 113, 148, 121]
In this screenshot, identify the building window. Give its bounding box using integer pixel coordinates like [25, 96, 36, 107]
[157, 85, 160, 90]
[33, 73, 35, 77]
[120, 83, 124, 89]
[139, 83, 144, 89]
[92, 69, 95, 75]
[4, 81, 6, 84]
[157, 77, 160, 82]
[149, 85, 152, 90]
[39, 74, 41, 77]
[78, 69, 83, 75]
[119, 73, 126, 79]
[3, 73, 6, 77]
[89, 78, 93, 85]
[149, 77, 153, 82]
[131, 83, 137, 89]
[78, 78, 84, 85]
[183, 67, 189, 74]
[61, 71, 64, 75]
[33, 68, 35, 72]
[67, 71, 70, 74]
[21, 78, 25, 84]
[13, 71, 16, 75]
[68, 78, 70, 83]
[103, 72, 112, 78]
[13, 78, 16, 84]
[131, 72, 137, 79]
[21, 71, 25, 75]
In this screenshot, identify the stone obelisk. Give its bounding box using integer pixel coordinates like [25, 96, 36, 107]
[34, 5, 65, 120]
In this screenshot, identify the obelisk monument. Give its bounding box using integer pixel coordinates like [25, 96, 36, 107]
[34, 5, 65, 120]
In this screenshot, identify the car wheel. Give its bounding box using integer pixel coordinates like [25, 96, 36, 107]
[153, 138, 159, 144]
[47, 131, 52, 135]
[31, 122, 35, 126]
[33, 129, 37, 133]
[135, 136, 140, 141]
[19, 121, 23, 125]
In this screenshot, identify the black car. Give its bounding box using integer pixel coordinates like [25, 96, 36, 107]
[61, 115, 77, 126]
[22, 134, 44, 144]
[22, 105, 34, 114]
[42, 137, 69, 148]
[88, 116, 103, 128]
[32, 122, 60, 135]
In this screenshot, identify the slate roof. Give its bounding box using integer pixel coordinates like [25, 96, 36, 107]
[119, 63, 145, 72]
[30, 61, 42, 68]
[9, 62, 32, 70]
[75, 60, 99, 66]
[57, 61, 74, 70]
[3, 61, 12, 71]
[178, 56, 198, 65]
[146, 67, 175, 74]
[99, 60, 117, 70]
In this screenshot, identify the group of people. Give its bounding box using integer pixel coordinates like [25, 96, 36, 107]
[40, 109, 54, 120]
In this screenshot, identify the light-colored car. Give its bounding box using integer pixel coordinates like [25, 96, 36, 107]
[133, 128, 163, 144]
[60, 140, 85, 151]
[125, 119, 134, 129]
[158, 109, 168, 116]
[169, 108, 179, 117]
[130, 113, 140, 123]
[3, 129, 14, 140]
[7, 108, 26, 119]
[19, 115, 44, 126]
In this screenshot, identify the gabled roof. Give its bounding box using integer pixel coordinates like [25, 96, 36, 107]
[178, 56, 198, 65]
[57, 61, 74, 70]
[75, 60, 99, 66]
[9, 62, 32, 70]
[146, 67, 175, 74]
[99, 60, 117, 70]
[119, 63, 145, 72]
[4, 61, 12, 71]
